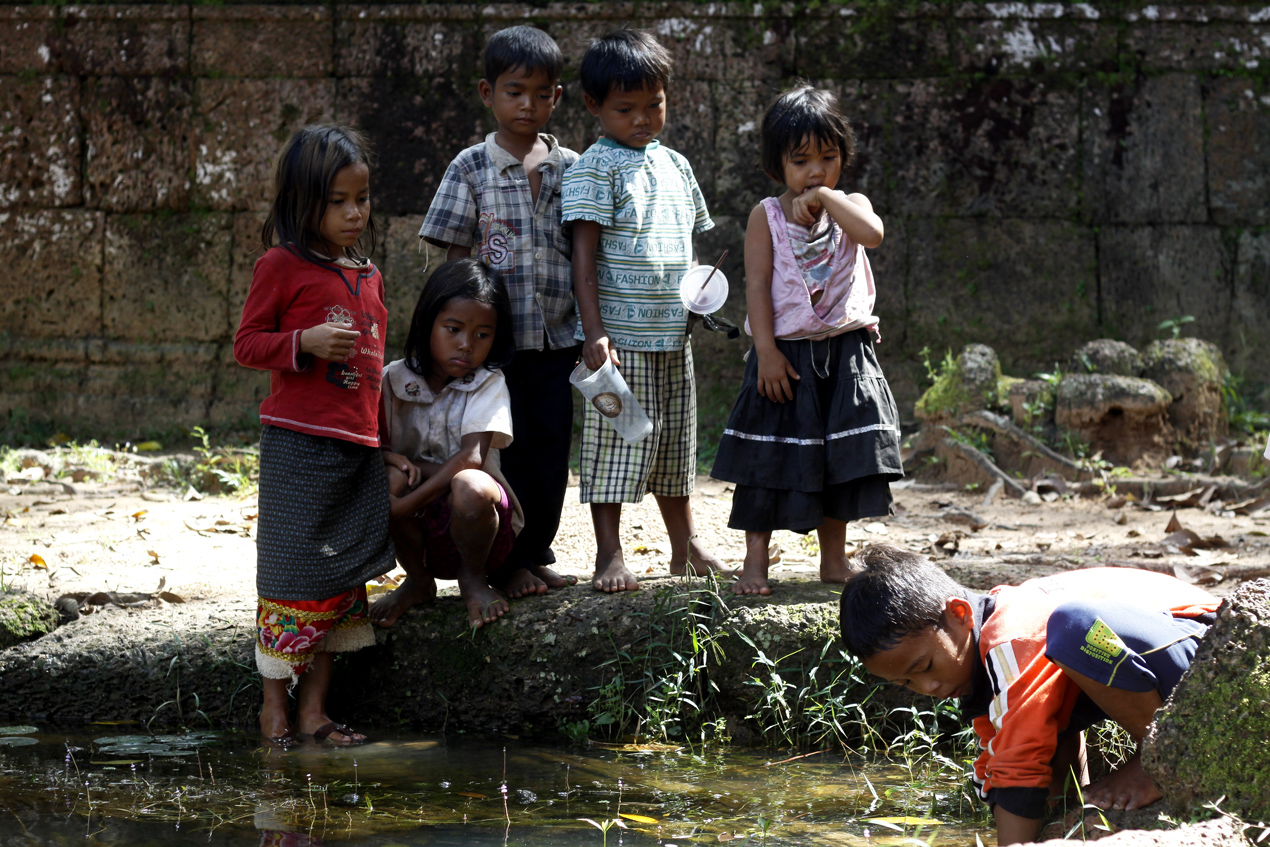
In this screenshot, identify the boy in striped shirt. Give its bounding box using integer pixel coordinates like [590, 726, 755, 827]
[839, 545, 1219, 845]
[563, 29, 729, 593]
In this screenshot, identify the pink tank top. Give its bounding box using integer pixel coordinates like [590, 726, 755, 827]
[744, 196, 879, 342]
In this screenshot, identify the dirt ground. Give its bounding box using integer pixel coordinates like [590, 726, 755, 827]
[4, 470, 1269, 608]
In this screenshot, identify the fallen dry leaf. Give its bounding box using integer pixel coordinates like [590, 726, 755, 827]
[147, 550, 160, 564]
[28, 554, 47, 569]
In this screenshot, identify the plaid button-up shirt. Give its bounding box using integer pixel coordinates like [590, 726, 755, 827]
[419, 133, 580, 352]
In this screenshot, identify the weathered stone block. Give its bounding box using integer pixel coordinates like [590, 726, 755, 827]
[103, 213, 233, 344]
[887, 76, 1080, 218]
[1205, 75, 1270, 227]
[659, 80, 716, 199]
[712, 80, 777, 218]
[336, 76, 486, 216]
[1124, 22, 1270, 73]
[0, 6, 60, 74]
[380, 213, 445, 357]
[75, 354, 216, 431]
[229, 211, 268, 340]
[82, 76, 192, 213]
[0, 211, 103, 339]
[848, 79, 893, 215]
[915, 343, 1003, 422]
[336, 6, 478, 78]
[1069, 339, 1143, 377]
[1082, 74, 1205, 225]
[950, 18, 1117, 74]
[0, 590, 59, 649]
[192, 78, 335, 211]
[61, 5, 188, 77]
[796, 13, 949, 80]
[1054, 373, 1173, 465]
[1140, 338, 1229, 446]
[906, 218, 1097, 371]
[1097, 226, 1232, 350]
[643, 13, 794, 81]
[208, 344, 268, 429]
[193, 6, 332, 79]
[1231, 230, 1270, 384]
[870, 216, 907, 349]
[1143, 578, 1270, 823]
[0, 76, 81, 208]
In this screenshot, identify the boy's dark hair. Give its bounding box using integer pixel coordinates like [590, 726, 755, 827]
[839, 545, 971, 660]
[404, 258, 515, 378]
[579, 28, 673, 105]
[262, 124, 377, 265]
[760, 85, 857, 184]
[484, 25, 564, 84]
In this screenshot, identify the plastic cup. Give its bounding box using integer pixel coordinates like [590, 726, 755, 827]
[569, 359, 653, 445]
[679, 265, 729, 315]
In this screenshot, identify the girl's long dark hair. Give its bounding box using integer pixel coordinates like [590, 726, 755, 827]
[261, 124, 378, 264]
[404, 259, 516, 378]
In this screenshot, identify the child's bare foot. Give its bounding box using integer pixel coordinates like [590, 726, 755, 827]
[670, 538, 736, 578]
[593, 548, 640, 593]
[260, 709, 294, 746]
[732, 560, 771, 595]
[369, 575, 437, 628]
[1083, 754, 1162, 811]
[819, 550, 858, 583]
[501, 566, 549, 598]
[459, 579, 510, 627]
[532, 563, 578, 588]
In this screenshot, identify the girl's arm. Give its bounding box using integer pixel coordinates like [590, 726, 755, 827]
[387, 431, 494, 519]
[790, 188, 884, 249]
[745, 204, 801, 404]
[572, 220, 619, 370]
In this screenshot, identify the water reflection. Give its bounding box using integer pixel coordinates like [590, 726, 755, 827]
[0, 727, 990, 846]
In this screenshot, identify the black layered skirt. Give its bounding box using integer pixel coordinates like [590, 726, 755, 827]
[710, 329, 904, 533]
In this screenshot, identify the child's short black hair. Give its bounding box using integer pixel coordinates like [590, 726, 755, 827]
[760, 85, 857, 184]
[839, 545, 970, 660]
[262, 124, 377, 265]
[484, 25, 564, 84]
[579, 28, 673, 106]
[403, 258, 515, 379]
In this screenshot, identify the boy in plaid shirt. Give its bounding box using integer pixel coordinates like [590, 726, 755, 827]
[407, 26, 579, 614]
[565, 29, 729, 592]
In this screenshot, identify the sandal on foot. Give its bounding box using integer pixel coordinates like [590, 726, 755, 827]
[262, 728, 298, 750]
[300, 722, 366, 745]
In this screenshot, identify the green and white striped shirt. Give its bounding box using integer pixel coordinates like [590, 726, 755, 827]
[562, 138, 713, 351]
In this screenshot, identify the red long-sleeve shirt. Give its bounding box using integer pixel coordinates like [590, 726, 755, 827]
[234, 246, 387, 446]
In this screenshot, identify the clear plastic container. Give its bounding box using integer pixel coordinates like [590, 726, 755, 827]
[679, 265, 729, 315]
[569, 359, 653, 445]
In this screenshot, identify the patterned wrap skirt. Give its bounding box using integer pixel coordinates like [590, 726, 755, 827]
[710, 329, 904, 533]
[254, 425, 395, 678]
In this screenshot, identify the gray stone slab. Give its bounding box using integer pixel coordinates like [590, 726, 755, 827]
[710, 80, 775, 219]
[336, 6, 479, 78]
[0, 76, 81, 209]
[207, 344, 267, 429]
[193, 5, 333, 79]
[0, 211, 103, 339]
[0, 6, 60, 74]
[61, 5, 188, 77]
[82, 76, 193, 213]
[1124, 21, 1270, 72]
[949, 18, 1117, 73]
[1231, 229, 1270, 384]
[1205, 75, 1270, 227]
[1081, 74, 1206, 225]
[229, 210, 268, 341]
[192, 78, 335, 212]
[380, 213, 445, 359]
[1097, 225, 1232, 349]
[796, 13, 950, 80]
[871, 216, 908, 350]
[103, 213, 233, 344]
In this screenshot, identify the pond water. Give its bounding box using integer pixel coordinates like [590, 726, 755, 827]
[0, 727, 992, 846]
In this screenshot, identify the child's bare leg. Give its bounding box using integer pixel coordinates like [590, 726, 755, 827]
[592, 503, 639, 592]
[295, 652, 364, 744]
[450, 469, 510, 627]
[371, 465, 438, 627]
[260, 677, 292, 741]
[654, 494, 732, 577]
[1050, 658, 1164, 811]
[817, 518, 854, 583]
[734, 530, 772, 595]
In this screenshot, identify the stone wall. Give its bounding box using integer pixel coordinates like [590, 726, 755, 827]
[3, 1, 1270, 438]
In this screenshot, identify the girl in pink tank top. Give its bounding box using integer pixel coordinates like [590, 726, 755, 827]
[710, 86, 904, 596]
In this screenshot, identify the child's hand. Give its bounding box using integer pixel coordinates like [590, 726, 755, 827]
[583, 334, 620, 371]
[756, 349, 801, 403]
[790, 187, 829, 227]
[300, 322, 360, 362]
[382, 451, 420, 488]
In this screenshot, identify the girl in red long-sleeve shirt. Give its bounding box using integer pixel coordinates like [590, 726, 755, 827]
[234, 125, 394, 747]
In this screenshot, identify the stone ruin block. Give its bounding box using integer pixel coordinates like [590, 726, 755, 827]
[335, 76, 484, 217]
[61, 5, 188, 77]
[192, 78, 335, 211]
[103, 213, 233, 344]
[0, 210, 103, 339]
[1068, 339, 1143, 378]
[1142, 578, 1270, 824]
[193, 5, 333, 79]
[335, 6, 479, 79]
[1081, 74, 1205, 225]
[1008, 379, 1055, 429]
[1054, 373, 1172, 466]
[0, 76, 81, 209]
[949, 17, 1117, 74]
[1097, 226, 1232, 351]
[1231, 230, 1270, 385]
[0, 6, 60, 74]
[847, 80, 892, 216]
[797, 12, 948, 80]
[380, 213, 441, 356]
[710, 80, 771, 218]
[657, 80, 716, 199]
[642, 13, 794, 81]
[1140, 338, 1229, 447]
[229, 211, 268, 340]
[1124, 20, 1270, 74]
[208, 344, 268, 429]
[82, 76, 193, 213]
[1205, 76, 1270, 228]
[868, 216, 908, 346]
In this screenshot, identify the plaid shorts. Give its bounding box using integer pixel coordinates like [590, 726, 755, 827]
[580, 343, 697, 503]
